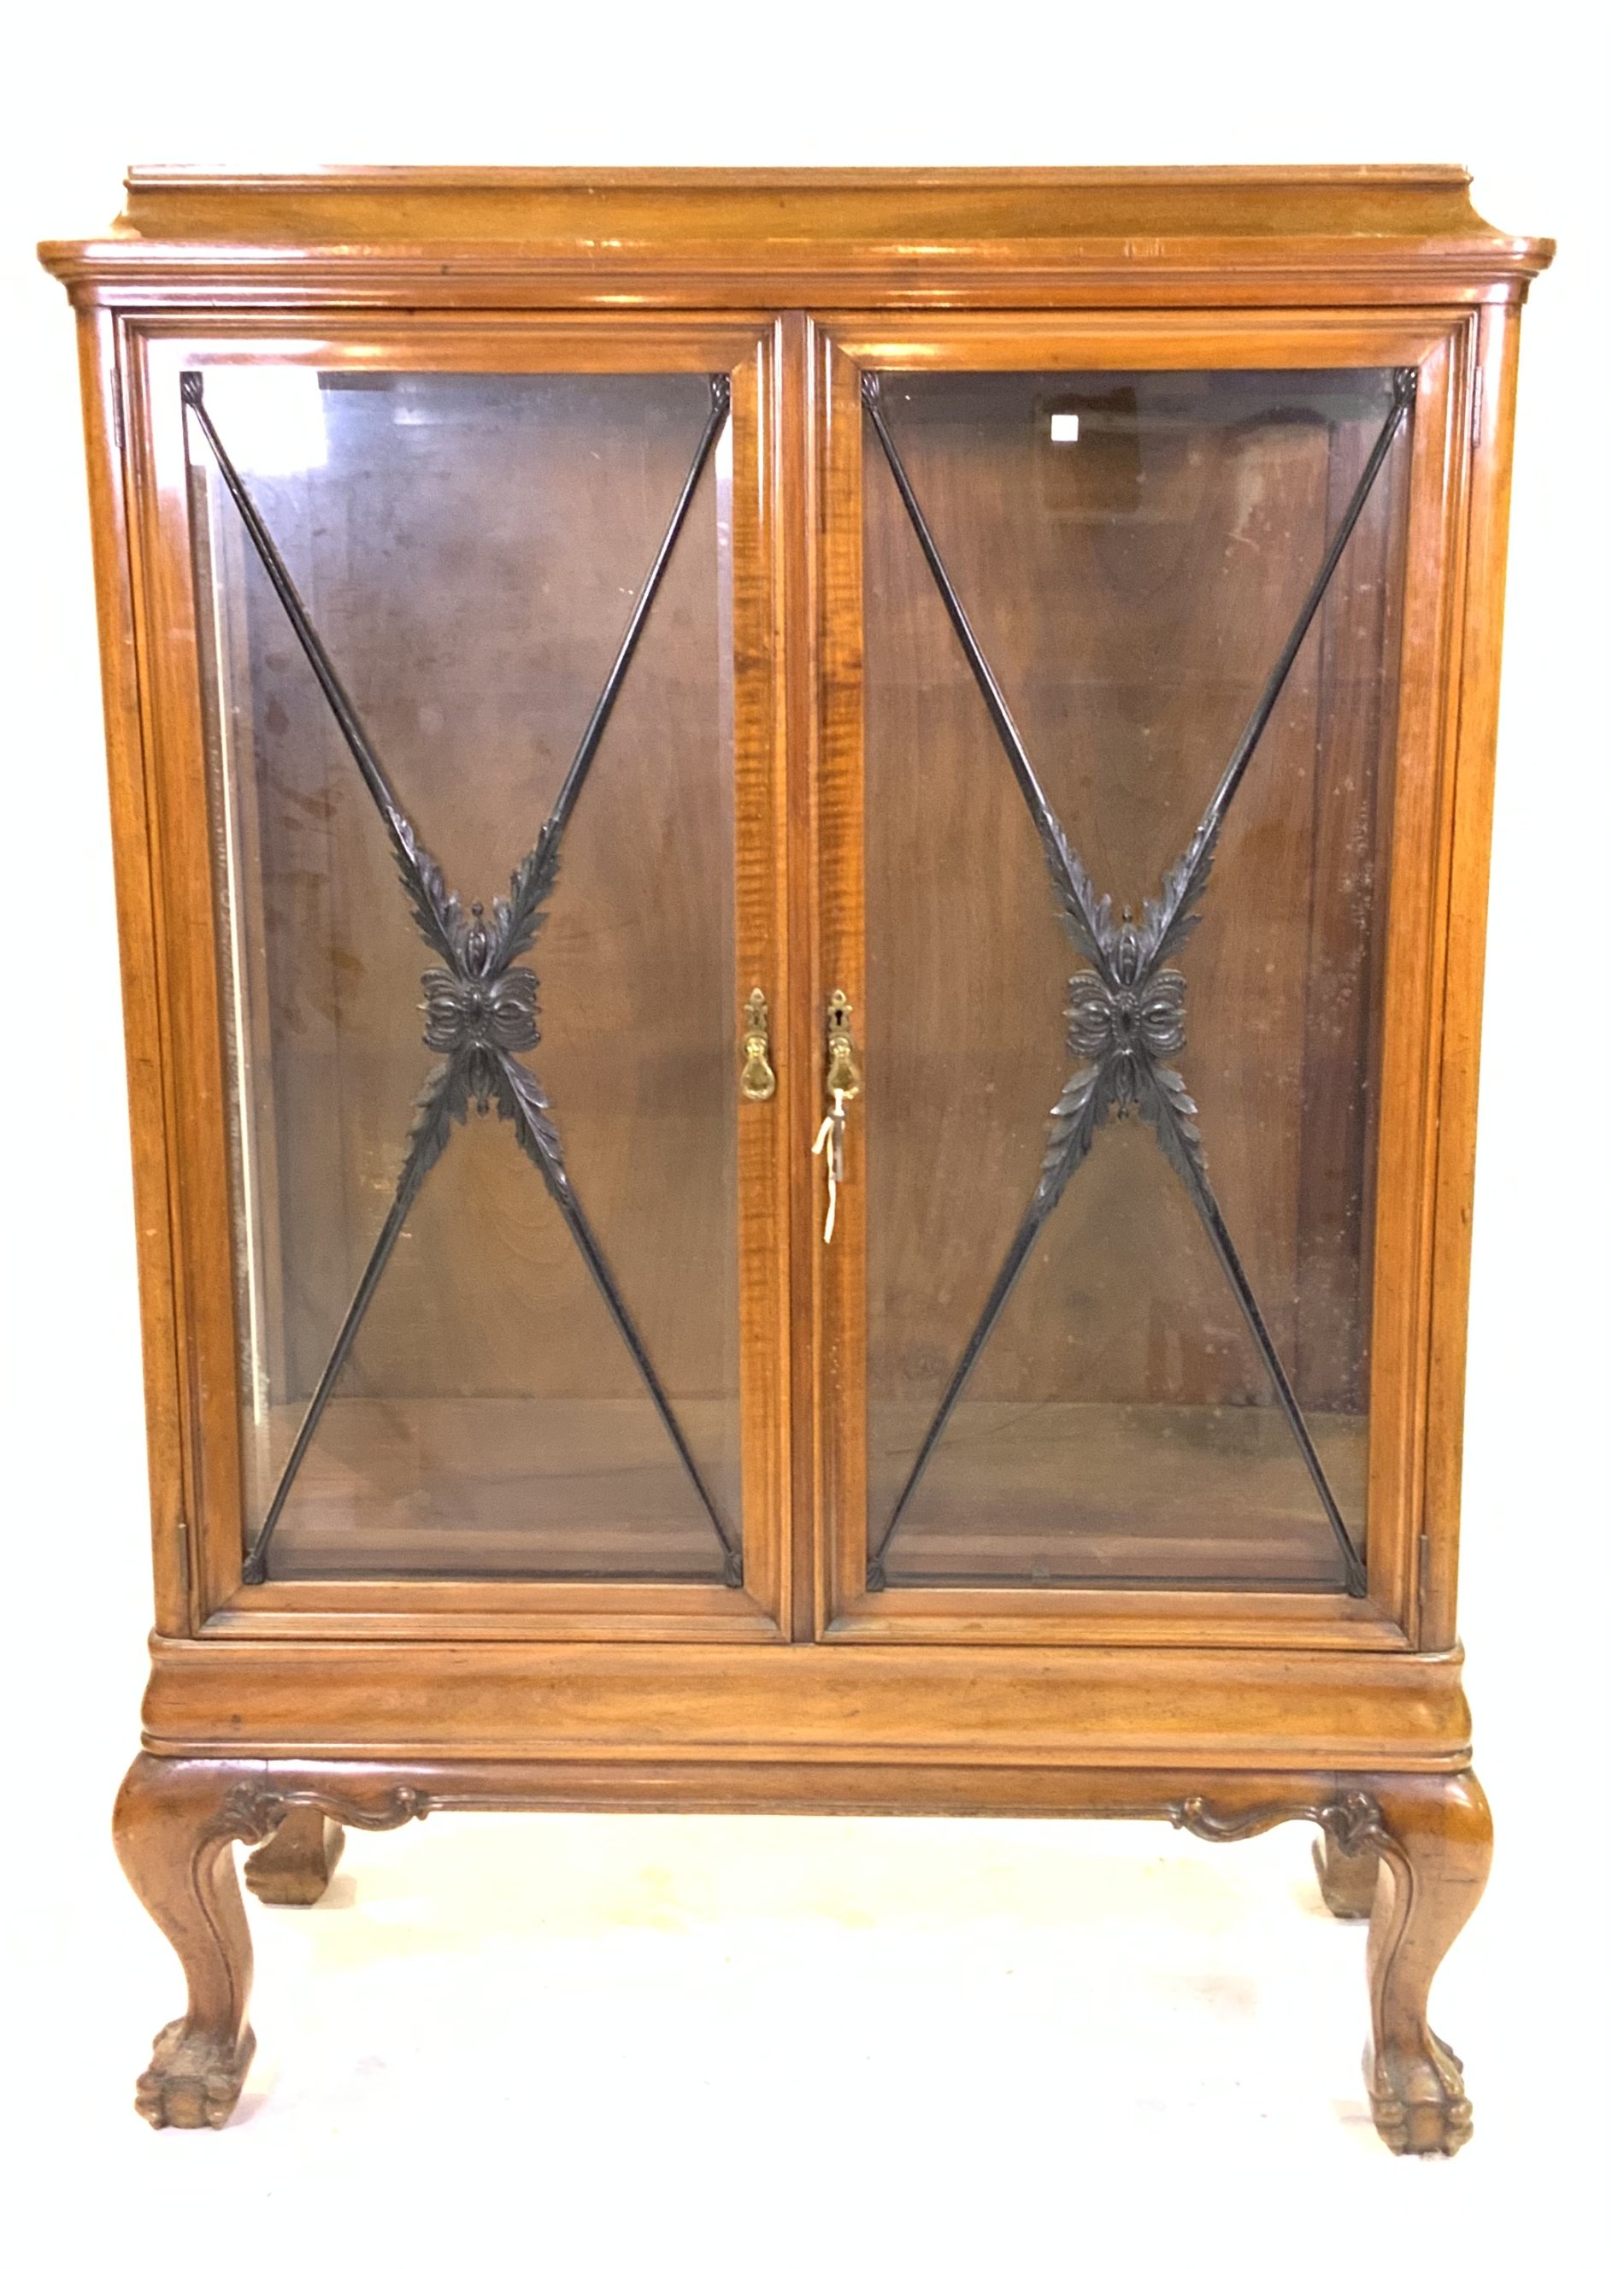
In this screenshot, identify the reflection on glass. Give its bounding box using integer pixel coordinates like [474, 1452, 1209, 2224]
[191, 370, 739, 1581]
[862, 368, 1412, 1591]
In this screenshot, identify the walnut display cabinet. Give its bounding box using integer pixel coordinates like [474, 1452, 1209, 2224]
[40, 167, 1551, 2148]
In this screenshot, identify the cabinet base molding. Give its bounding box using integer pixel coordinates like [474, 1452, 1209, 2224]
[138, 1636, 1472, 1771]
[113, 1752, 1489, 2150]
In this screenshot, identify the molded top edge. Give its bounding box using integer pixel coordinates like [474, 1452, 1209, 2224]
[38, 164, 1555, 287]
[99, 162, 1531, 244]
[121, 163, 1480, 192]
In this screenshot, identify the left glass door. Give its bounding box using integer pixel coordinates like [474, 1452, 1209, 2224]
[134, 323, 787, 1630]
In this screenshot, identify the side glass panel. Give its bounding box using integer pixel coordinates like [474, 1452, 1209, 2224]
[861, 368, 1412, 1593]
[188, 368, 741, 1582]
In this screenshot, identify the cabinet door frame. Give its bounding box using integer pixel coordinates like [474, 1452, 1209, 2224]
[809, 308, 1478, 1650]
[120, 311, 794, 1643]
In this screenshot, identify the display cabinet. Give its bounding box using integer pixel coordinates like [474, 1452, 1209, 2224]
[40, 167, 1551, 2148]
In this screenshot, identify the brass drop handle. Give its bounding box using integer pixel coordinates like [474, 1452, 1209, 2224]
[813, 989, 861, 1243]
[739, 987, 776, 1101]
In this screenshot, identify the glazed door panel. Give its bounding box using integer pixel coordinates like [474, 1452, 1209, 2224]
[814, 315, 1469, 1643]
[132, 321, 789, 1635]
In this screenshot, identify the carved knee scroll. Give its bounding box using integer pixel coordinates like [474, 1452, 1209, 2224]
[1174, 1774, 1492, 2156]
[113, 1759, 431, 2130]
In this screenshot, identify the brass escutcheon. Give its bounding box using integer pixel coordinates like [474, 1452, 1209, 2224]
[740, 987, 776, 1101]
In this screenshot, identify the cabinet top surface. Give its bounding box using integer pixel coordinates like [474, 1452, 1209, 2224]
[39, 164, 1552, 303]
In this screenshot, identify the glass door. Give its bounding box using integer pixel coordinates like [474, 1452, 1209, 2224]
[814, 316, 1464, 1640]
[133, 321, 788, 1632]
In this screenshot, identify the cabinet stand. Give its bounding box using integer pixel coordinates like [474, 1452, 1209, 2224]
[114, 1753, 1489, 2152]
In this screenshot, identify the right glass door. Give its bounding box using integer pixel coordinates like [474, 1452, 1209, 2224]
[817, 320, 1458, 1630]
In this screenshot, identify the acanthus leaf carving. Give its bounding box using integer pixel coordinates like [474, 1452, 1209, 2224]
[1170, 1789, 1395, 1857]
[216, 1781, 434, 1844]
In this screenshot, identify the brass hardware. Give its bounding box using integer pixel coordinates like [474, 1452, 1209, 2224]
[825, 988, 860, 1104]
[739, 987, 776, 1101]
[814, 989, 860, 1243]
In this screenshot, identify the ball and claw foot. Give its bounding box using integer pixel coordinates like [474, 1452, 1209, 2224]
[135, 2018, 257, 2131]
[1367, 2035, 1474, 2156]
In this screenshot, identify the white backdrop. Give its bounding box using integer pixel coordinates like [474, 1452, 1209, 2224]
[1, 6, 1616, 2260]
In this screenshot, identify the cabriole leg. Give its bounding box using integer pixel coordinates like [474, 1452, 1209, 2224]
[1174, 1775, 1492, 2154]
[1313, 1830, 1380, 1919]
[1362, 1772, 1492, 2156]
[245, 1806, 345, 1907]
[112, 1755, 282, 2131]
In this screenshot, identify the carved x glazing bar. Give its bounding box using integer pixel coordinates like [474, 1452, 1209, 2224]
[41, 167, 1550, 2148]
